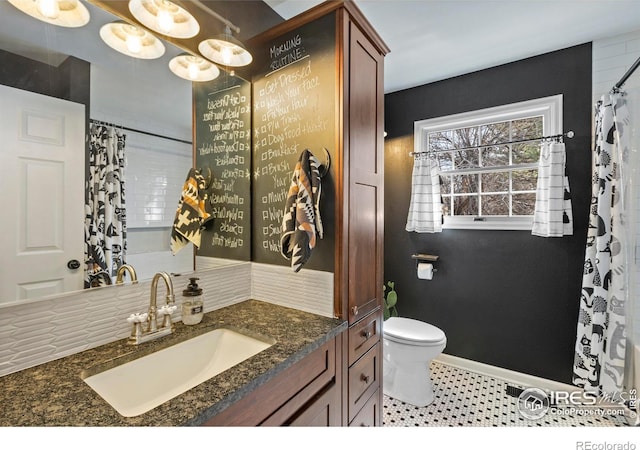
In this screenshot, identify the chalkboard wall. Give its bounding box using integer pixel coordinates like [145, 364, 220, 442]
[194, 75, 252, 261]
[249, 13, 337, 271]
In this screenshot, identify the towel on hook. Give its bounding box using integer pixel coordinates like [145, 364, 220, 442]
[280, 149, 323, 272]
[170, 168, 212, 255]
[531, 141, 573, 237]
[406, 155, 443, 233]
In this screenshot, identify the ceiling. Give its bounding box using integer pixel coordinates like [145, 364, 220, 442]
[264, 0, 640, 93]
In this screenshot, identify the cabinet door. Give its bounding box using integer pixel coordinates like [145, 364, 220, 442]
[347, 20, 385, 324]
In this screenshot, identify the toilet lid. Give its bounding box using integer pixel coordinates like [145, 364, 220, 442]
[384, 317, 445, 344]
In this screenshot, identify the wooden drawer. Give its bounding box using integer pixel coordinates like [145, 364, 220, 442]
[349, 388, 380, 427]
[287, 382, 341, 426]
[348, 310, 380, 365]
[348, 342, 380, 422]
[205, 339, 335, 426]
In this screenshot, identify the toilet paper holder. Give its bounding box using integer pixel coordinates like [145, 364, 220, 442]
[411, 254, 439, 273]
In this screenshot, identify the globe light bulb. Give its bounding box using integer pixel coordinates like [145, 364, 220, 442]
[37, 0, 60, 19]
[157, 9, 174, 33]
[187, 60, 199, 80]
[126, 34, 142, 54]
[221, 45, 233, 65]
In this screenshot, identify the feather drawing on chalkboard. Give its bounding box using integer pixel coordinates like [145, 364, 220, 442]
[280, 149, 325, 272]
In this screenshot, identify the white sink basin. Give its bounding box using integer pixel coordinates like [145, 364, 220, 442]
[82, 328, 275, 417]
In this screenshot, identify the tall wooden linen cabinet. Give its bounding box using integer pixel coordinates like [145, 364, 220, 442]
[248, 0, 387, 426]
[338, 4, 387, 427]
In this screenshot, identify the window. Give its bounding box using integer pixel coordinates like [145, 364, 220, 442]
[414, 95, 563, 230]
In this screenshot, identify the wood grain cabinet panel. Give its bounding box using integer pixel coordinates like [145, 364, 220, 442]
[349, 388, 380, 427]
[348, 310, 380, 365]
[288, 382, 341, 426]
[347, 342, 380, 422]
[205, 339, 336, 426]
[346, 20, 385, 325]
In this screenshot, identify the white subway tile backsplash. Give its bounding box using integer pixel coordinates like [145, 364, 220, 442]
[626, 37, 640, 53]
[0, 260, 334, 376]
[592, 41, 627, 60]
[251, 263, 334, 318]
[50, 331, 91, 352]
[12, 346, 56, 365]
[10, 324, 56, 341]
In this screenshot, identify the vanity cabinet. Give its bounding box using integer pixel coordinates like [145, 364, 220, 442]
[204, 336, 340, 426]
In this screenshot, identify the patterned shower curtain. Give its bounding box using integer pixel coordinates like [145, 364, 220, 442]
[85, 122, 127, 288]
[572, 92, 630, 396]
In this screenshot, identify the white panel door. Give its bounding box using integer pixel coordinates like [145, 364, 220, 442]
[0, 84, 85, 303]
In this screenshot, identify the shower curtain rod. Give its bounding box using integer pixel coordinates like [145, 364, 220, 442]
[409, 130, 575, 156]
[611, 55, 640, 93]
[90, 119, 192, 145]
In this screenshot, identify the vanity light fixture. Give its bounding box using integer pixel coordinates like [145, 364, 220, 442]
[169, 54, 220, 82]
[99, 21, 165, 59]
[198, 25, 252, 67]
[128, 0, 200, 39]
[8, 0, 90, 28]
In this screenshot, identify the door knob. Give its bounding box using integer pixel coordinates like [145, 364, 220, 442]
[67, 259, 81, 270]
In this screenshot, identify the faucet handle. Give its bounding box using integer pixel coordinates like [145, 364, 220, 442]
[126, 313, 148, 324]
[158, 305, 176, 329]
[158, 305, 177, 316]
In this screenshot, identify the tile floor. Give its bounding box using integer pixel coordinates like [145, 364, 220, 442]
[383, 360, 633, 427]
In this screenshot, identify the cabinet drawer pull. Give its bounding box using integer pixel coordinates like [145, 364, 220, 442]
[360, 330, 371, 339]
[360, 374, 370, 384]
[351, 305, 359, 316]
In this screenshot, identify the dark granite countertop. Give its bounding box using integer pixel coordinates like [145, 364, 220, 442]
[0, 300, 346, 426]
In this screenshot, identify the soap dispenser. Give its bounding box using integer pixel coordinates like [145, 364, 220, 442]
[181, 277, 204, 325]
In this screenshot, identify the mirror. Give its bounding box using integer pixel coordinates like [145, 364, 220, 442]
[0, 0, 250, 305]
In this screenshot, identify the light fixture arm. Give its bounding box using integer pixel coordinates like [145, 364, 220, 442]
[189, 0, 240, 35]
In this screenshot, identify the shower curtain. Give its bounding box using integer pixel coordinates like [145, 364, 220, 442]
[85, 122, 127, 288]
[572, 92, 630, 396]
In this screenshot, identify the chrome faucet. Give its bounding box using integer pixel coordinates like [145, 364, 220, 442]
[127, 271, 176, 345]
[115, 264, 138, 285]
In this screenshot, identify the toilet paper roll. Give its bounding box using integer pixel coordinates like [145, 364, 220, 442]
[417, 262, 433, 280]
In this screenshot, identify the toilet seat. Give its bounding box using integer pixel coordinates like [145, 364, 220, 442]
[384, 317, 446, 346]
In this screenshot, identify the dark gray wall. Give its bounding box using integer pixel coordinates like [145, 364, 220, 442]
[383, 43, 592, 384]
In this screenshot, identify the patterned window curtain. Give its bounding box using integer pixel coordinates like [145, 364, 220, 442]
[531, 141, 573, 237]
[405, 154, 443, 233]
[572, 92, 630, 397]
[85, 122, 127, 288]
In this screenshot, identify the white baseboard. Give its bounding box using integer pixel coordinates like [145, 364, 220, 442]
[435, 353, 580, 393]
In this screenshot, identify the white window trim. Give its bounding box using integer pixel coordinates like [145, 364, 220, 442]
[413, 95, 563, 231]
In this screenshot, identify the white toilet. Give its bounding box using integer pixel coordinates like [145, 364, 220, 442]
[383, 317, 447, 407]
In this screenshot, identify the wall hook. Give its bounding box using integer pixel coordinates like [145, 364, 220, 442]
[198, 166, 212, 189]
[318, 147, 331, 178]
